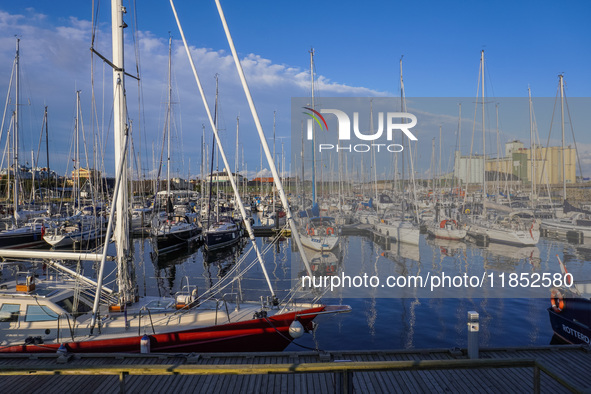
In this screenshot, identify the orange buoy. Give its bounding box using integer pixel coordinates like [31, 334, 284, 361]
[550, 288, 565, 313]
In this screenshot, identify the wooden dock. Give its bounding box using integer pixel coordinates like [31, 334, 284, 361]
[340, 223, 373, 236]
[0, 345, 589, 393]
[252, 225, 291, 237]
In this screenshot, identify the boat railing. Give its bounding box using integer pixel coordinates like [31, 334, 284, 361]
[56, 313, 77, 343]
[215, 293, 239, 325]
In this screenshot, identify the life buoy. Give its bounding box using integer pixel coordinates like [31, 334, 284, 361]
[326, 227, 335, 235]
[550, 288, 564, 313]
[440, 220, 457, 228]
[465, 208, 470, 214]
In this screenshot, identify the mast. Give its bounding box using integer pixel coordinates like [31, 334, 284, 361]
[214, 74, 219, 221]
[166, 34, 172, 199]
[234, 115, 239, 197]
[457, 103, 461, 193]
[528, 86, 534, 201]
[272, 110, 276, 213]
[207, 91, 216, 228]
[45, 106, 50, 190]
[7, 114, 12, 204]
[76, 90, 81, 208]
[430, 138, 435, 192]
[399, 55, 420, 220]
[200, 124, 205, 215]
[300, 121, 305, 208]
[480, 50, 486, 198]
[281, 139, 285, 195]
[13, 38, 20, 220]
[528, 86, 535, 203]
[310, 48, 317, 204]
[399, 56, 405, 193]
[439, 124, 442, 193]
[559, 74, 566, 201]
[495, 103, 500, 197]
[370, 100, 378, 202]
[111, 0, 131, 303]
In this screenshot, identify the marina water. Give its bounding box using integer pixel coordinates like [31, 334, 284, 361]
[131, 217, 582, 351]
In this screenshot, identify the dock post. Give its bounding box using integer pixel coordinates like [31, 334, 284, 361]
[533, 363, 540, 394]
[119, 371, 127, 393]
[341, 370, 353, 394]
[334, 370, 353, 394]
[467, 311, 479, 359]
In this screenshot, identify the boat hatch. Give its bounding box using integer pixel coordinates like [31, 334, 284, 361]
[35, 289, 60, 298]
[143, 299, 174, 311]
[0, 304, 20, 322]
[56, 296, 92, 318]
[25, 304, 59, 322]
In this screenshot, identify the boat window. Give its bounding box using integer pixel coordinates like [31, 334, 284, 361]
[25, 304, 59, 322]
[56, 296, 92, 318]
[0, 304, 20, 322]
[144, 299, 173, 310]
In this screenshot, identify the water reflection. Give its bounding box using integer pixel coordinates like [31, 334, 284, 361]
[2, 219, 582, 352]
[426, 236, 467, 258]
[483, 243, 541, 270]
[152, 241, 201, 297]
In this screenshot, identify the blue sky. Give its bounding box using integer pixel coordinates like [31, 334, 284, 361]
[0, 0, 589, 179]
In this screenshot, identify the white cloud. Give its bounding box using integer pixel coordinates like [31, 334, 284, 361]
[0, 9, 386, 178]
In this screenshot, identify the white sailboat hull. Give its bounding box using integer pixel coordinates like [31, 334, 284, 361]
[467, 224, 540, 246]
[374, 221, 420, 245]
[541, 219, 591, 237]
[299, 233, 340, 251]
[426, 222, 467, 241]
[44, 227, 104, 247]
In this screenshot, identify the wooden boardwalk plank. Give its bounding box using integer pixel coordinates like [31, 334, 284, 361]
[429, 353, 469, 394]
[352, 354, 374, 393]
[0, 346, 588, 393]
[227, 356, 247, 394]
[199, 355, 221, 393]
[429, 352, 467, 393]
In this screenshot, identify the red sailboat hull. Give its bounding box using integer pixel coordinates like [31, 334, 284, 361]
[0, 306, 325, 354]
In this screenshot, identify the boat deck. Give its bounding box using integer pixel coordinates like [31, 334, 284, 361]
[0, 345, 588, 393]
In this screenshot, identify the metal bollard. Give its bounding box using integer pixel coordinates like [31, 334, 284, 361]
[467, 311, 479, 359]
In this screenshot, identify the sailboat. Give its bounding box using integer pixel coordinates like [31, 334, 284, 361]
[373, 57, 420, 246]
[298, 49, 341, 252]
[540, 75, 587, 237]
[259, 112, 287, 228]
[0, 39, 46, 249]
[463, 51, 540, 247]
[43, 91, 107, 248]
[151, 35, 201, 254]
[201, 76, 241, 250]
[427, 218, 466, 241]
[0, 0, 349, 353]
[203, 75, 242, 250]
